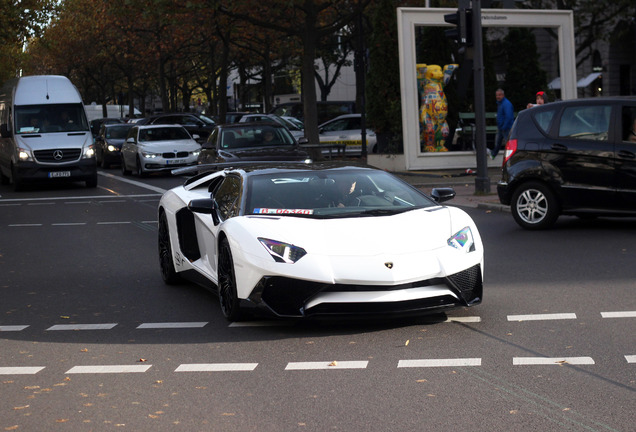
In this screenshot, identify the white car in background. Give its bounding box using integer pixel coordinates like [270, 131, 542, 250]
[318, 114, 377, 154]
[121, 125, 200, 177]
[158, 163, 484, 321]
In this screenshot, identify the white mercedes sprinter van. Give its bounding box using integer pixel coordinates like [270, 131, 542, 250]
[0, 75, 97, 190]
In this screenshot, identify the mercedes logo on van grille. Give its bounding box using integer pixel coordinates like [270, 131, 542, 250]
[53, 150, 64, 160]
[384, 262, 394, 269]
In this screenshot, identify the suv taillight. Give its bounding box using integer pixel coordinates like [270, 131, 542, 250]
[503, 138, 517, 165]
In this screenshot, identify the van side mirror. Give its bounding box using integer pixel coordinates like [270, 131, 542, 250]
[1, 124, 11, 138]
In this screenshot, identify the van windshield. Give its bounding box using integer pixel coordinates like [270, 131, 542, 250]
[15, 103, 89, 134]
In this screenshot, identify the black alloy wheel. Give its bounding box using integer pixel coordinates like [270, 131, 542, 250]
[218, 237, 242, 321]
[511, 181, 560, 230]
[158, 211, 181, 284]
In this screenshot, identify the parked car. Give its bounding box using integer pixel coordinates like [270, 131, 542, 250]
[318, 114, 377, 155]
[158, 162, 483, 320]
[121, 125, 201, 177]
[198, 122, 310, 165]
[224, 112, 251, 124]
[94, 123, 133, 168]
[143, 113, 216, 143]
[90, 117, 126, 137]
[238, 113, 305, 140]
[270, 101, 356, 124]
[497, 97, 636, 229]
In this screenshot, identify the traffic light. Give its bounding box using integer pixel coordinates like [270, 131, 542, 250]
[444, 8, 473, 48]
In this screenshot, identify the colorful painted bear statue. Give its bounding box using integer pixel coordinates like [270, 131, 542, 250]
[416, 63, 458, 152]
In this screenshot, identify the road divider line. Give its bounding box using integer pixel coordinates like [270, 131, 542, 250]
[65, 365, 152, 374]
[137, 322, 208, 329]
[625, 355, 636, 363]
[229, 321, 294, 327]
[46, 323, 117, 331]
[0, 325, 29, 331]
[285, 361, 368, 370]
[8, 224, 43, 227]
[52, 222, 87, 226]
[507, 313, 577, 321]
[0, 367, 45, 375]
[175, 363, 258, 372]
[99, 171, 167, 194]
[445, 316, 481, 323]
[398, 358, 481, 368]
[601, 311, 636, 318]
[513, 357, 594, 366]
[96, 221, 131, 225]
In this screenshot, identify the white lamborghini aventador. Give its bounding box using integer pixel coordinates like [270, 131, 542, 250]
[158, 163, 484, 321]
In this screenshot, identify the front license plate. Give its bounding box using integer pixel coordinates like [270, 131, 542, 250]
[49, 171, 71, 178]
[166, 159, 187, 165]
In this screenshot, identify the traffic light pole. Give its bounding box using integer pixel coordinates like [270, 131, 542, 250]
[472, 0, 490, 194]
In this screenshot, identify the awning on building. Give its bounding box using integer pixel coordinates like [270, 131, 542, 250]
[577, 72, 602, 88]
[548, 77, 561, 90]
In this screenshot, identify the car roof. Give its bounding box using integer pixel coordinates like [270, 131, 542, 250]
[135, 124, 187, 129]
[216, 121, 288, 130]
[319, 113, 360, 126]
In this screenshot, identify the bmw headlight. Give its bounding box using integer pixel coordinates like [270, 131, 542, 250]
[447, 227, 475, 253]
[191, 150, 200, 157]
[141, 151, 160, 158]
[258, 238, 307, 263]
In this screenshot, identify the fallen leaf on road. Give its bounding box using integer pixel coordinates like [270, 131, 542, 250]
[328, 361, 338, 366]
[13, 405, 29, 410]
[138, 358, 147, 362]
[405, 340, 410, 346]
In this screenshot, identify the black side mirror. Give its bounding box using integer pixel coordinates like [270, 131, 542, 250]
[188, 198, 220, 225]
[1, 124, 11, 138]
[430, 187, 456, 203]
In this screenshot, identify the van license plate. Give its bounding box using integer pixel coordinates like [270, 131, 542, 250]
[49, 171, 71, 178]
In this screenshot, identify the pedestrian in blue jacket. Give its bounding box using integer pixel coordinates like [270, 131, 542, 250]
[492, 88, 514, 159]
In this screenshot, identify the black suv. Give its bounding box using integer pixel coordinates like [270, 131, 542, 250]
[497, 97, 636, 229]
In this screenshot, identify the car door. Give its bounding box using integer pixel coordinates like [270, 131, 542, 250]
[546, 103, 617, 208]
[121, 127, 139, 168]
[199, 128, 219, 164]
[616, 103, 636, 208]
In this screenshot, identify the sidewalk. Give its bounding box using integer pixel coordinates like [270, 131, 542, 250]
[392, 167, 509, 212]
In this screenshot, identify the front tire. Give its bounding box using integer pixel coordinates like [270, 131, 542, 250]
[158, 211, 182, 284]
[511, 181, 559, 230]
[136, 156, 146, 177]
[218, 237, 242, 321]
[121, 156, 131, 175]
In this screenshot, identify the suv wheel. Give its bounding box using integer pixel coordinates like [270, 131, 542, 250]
[511, 181, 559, 230]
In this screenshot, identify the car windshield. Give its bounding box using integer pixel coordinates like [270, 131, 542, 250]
[198, 114, 216, 125]
[105, 125, 131, 139]
[15, 103, 89, 134]
[245, 169, 436, 217]
[139, 127, 191, 142]
[221, 125, 295, 148]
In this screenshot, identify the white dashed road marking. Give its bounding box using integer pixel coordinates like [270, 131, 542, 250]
[508, 313, 577, 321]
[445, 316, 481, 323]
[0, 367, 45, 375]
[137, 322, 208, 329]
[398, 358, 481, 368]
[65, 365, 152, 374]
[99, 171, 167, 194]
[513, 357, 595, 366]
[46, 323, 117, 331]
[285, 361, 369, 370]
[175, 363, 258, 372]
[625, 355, 636, 363]
[0, 325, 29, 331]
[601, 311, 636, 318]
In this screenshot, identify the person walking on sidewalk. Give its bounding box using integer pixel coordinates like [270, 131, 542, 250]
[491, 88, 514, 159]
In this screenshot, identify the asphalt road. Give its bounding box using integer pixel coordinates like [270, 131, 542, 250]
[1, 169, 634, 432]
